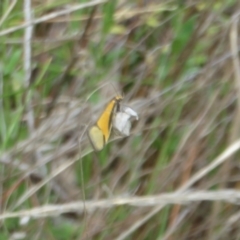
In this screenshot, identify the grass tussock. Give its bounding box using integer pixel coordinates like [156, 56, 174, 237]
[1, 0, 240, 239]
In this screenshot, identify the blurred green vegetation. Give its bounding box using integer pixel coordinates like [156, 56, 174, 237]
[0, 0, 240, 239]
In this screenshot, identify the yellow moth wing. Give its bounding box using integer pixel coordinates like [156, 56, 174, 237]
[96, 95, 123, 142]
[96, 99, 117, 142]
[88, 126, 105, 151]
[88, 95, 123, 151]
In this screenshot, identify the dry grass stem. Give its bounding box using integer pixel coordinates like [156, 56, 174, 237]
[1, 190, 240, 220]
